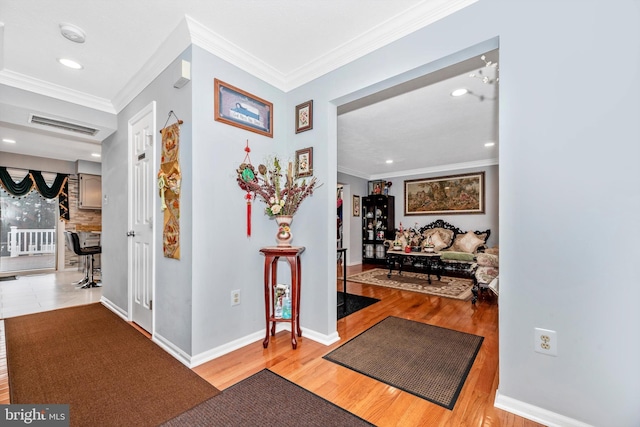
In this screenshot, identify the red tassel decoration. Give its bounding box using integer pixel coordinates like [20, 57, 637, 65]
[246, 192, 252, 237]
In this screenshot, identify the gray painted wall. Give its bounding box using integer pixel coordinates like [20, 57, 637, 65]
[102, 47, 194, 353]
[389, 165, 499, 247]
[188, 45, 292, 355]
[297, 1, 639, 425]
[98, 1, 639, 425]
[337, 172, 368, 266]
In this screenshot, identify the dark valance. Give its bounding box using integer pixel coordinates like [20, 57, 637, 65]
[0, 167, 70, 221]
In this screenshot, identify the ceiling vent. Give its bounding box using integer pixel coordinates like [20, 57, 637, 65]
[29, 114, 99, 136]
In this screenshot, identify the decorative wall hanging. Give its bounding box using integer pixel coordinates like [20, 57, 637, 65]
[295, 100, 313, 133]
[404, 172, 485, 216]
[236, 140, 255, 237]
[295, 147, 313, 177]
[158, 111, 182, 259]
[0, 167, 69, 221]
[214, 79, 273, 138]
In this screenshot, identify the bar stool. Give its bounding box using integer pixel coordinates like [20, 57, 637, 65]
[66, 231, 102, 288]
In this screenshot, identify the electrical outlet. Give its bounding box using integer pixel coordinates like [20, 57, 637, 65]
[534, 328, 557, 356]
[231, 289, 240, 306]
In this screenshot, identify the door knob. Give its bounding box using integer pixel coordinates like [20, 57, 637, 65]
[127, 230, 135, 237]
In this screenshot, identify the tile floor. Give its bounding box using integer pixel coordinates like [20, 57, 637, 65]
[0, 271, 102, 319]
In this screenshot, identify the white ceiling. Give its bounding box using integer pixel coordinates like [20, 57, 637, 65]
[0, 0, 497, 176]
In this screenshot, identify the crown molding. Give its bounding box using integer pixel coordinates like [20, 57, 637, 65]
[284, 0, 478, 91]
[339, 157, 498, 181]
[0, 0, 478, 115]
[111, 18, 193, 113]
[186, 16, 288, 90]
[337, 165, 370, 180]
[0, 69, 115, 113]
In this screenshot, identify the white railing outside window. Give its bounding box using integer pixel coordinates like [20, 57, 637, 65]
[8, 226, 56, 257]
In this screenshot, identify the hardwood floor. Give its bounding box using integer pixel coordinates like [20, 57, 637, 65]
[0, 264, 543, 426]
[195, 263, 543, 427]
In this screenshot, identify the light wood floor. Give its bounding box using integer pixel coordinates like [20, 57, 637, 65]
[195, 263, 543, 427]
[0, 264, 543, 426]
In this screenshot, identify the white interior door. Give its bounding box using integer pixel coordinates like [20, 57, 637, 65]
[128, 102, 156, 333]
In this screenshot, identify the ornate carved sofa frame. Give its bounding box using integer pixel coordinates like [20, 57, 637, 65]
[385, 219, 491, 303]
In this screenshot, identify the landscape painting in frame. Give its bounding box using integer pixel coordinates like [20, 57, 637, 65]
[214, 79, 273, 138]
[404, 172, 485, 215]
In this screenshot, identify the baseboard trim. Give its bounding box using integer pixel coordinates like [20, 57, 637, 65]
[100, 297, 128, 320]
[494, 391, 594, 427]
[189, 325, 340, 368]
[152, 332, 193, 367]
[97, 302, 340, 369]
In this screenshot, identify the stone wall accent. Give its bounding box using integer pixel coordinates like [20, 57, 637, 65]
[64, 175, 101, 269]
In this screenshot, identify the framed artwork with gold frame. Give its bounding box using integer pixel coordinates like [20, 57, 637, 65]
[214, 78, 273, 138]
[404, 172, 485, 215]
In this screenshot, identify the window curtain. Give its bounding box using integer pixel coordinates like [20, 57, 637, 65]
[0, 166, 70, 221]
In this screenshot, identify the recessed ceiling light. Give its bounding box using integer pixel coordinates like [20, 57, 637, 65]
[484, 142, 496, 147]
[385, 159, 393, 164]
[60, 24, 86, 43]
[58, 58, 83, 70]
[451, 88, 468, 97]
[2, 138, 16, 144]
[91, 153, 101, 158]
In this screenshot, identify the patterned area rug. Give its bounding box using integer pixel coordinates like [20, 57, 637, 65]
[346, 268, 473, 300]
[323, 316, 483, 410]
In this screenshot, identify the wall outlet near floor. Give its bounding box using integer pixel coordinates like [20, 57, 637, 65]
[534, 328, 557, 356]
[231, 289, 240, 306]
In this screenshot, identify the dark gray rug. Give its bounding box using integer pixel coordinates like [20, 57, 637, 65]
[323, 316, 483, 410]
[161, 369, 374, 426]
[337, 292, 380, 320]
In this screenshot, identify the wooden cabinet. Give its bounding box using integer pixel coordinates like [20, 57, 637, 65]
[362, 195, 395, 264]
[78, 174, 102, 210]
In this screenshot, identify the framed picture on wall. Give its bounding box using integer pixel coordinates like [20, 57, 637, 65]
[214, 79, 273, 138]
[353, 195, 360, 217]
[404, 172, 485, 215]
[295, 100, 313, 133]
[295, 147, 313, 177]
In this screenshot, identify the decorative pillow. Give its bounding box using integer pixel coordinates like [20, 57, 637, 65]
[450, 231, 487, 254]
[421, 228, 454, 250]
[440, 251, 476, 262]
[421, 231, 448, 251]
[476, 253, 499, 268]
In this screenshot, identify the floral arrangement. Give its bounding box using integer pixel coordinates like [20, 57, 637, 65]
[237, 155, 320, 217]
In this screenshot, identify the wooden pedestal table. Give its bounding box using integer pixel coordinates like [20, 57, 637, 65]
[259, 246, 305, 349]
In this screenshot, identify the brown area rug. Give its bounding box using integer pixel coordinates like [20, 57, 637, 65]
[4, 303, 220, 427]
[347, 268, 473, 300]
[323, 316, 483, 410]
[161, 369, 374, 426]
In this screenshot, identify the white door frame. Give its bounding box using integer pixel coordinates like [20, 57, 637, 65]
[127, 101, 156, 331]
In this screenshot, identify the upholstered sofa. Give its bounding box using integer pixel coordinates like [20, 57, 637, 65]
[473, 248, 499, 304]
[387, 219, 491, 279]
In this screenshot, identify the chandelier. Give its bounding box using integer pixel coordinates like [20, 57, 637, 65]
[469, 55, 499, 85]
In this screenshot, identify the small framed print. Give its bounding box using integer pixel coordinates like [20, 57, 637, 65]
[353, 195, 360, 217]
[295, 147, 313, 177]
[295, 100, 313, 133]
